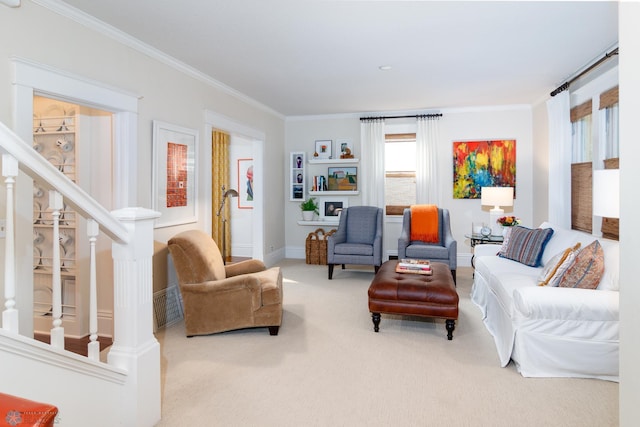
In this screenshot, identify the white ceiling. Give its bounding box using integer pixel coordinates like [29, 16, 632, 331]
[59, 0, 618, 117]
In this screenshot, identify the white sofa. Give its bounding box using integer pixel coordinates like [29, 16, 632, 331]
[471, 222, 619, 381]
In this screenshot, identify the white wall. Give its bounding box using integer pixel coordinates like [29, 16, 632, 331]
[619, 3, 640, 425]
[0, 2, 286, 300]
[284, 106, 533, 266]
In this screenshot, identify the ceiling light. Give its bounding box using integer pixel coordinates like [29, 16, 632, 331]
[378, 65, 392, 71]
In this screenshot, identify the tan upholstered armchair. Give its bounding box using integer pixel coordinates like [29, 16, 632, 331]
[167, 229, 283, 337]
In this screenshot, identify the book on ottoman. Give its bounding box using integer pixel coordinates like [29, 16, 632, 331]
[396, 259, 432, 275]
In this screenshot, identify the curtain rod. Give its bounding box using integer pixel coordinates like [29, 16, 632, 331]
[360, 113, 442, 121]
[550, 47, 618, 97]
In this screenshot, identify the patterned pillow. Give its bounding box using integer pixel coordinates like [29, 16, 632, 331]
[558, 240, 605, 289]
[537, 243, 581, 287]
[498, 226, 554, 267]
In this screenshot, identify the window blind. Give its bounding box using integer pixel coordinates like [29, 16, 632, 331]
[570, 100, 592, 122]
[599, 86, 619, 110]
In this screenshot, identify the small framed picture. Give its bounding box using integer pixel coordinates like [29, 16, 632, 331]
[315, 140, 332, 159]
[320, 197, 348, 220]
[335, 139, 354, 158]
[327, 166, 357, 191]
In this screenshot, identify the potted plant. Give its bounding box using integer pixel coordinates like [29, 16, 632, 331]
[300, 197, 319, 221]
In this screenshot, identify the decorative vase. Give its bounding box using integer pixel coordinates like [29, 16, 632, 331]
[502, 227, 511, 238]
[302, 211, 314, 221]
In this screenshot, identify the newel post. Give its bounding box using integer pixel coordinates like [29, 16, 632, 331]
[108, 207, 161, 427]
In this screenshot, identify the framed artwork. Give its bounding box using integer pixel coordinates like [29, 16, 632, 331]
[335, 138, 354, 159]
[152, 120, 198, 228]
[452, 139, 516, 199]
[319, 197, 348, 220]
[237, 158, 254, 209]
[327, 166, 357, 191]
[315, 140, 332, 159]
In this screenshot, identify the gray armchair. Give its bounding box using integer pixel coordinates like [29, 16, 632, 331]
[398, 207, 457, 283]
[327, 206, 383, 280]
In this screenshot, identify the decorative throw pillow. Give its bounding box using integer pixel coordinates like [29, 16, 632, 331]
[558, 240, 605, 289]
[497, 227, 513, 256]
[537, 242, 581, 286]
[498, 226, 554, 267]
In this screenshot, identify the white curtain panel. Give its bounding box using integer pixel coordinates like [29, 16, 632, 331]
[360, 119, 385, 207]
[546, 91, 572, 228]
[415, 116, 441, 205]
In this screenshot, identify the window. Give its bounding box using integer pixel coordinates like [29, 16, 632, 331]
[600, 86, 619, 159]
[571, 100, 592, 163]
[385, 133, 416, 215]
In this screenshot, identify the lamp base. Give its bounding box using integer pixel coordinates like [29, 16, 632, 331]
[489, 208, 504, 236]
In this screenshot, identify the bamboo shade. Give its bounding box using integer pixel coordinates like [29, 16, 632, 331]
[599, 86, 619, 110]
[570, 100, 593, 123]
[571, 162, 592, 233]
[601, 157, 619, 240]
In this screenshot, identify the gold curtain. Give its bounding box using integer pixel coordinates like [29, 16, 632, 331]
[212, 130, 231, 252]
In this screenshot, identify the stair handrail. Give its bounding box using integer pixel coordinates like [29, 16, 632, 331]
[0, 121, 129, 244]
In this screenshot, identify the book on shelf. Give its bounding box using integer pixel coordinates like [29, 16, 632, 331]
[396, 259, 432, 275]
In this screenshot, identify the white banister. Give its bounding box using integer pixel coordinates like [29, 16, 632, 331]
[49, 190, 64, 348]
[2, 154, 18, 333]
[87, 219, 100, 361]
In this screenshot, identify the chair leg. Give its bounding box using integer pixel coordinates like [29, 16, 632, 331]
[268, 326, 279, 336]
[341, 264, 345, 270]
[374, 265, 380, 274]
[328, 264, 334, 280]
[451, 269, 457, 286]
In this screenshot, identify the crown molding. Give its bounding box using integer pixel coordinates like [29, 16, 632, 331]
[1, 0, 20, 7]
[31, 0, 284, 120]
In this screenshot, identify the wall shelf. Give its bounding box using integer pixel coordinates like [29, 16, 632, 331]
[297, 220, 339, 226]
[308, 158, 359, 164]
[309, 190, 359, 196]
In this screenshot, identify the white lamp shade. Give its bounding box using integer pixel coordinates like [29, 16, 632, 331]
[481, 187, 514, 208]
[593, 169, 620, 218]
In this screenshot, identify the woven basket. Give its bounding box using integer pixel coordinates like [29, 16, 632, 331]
[305, 228, 336, 265]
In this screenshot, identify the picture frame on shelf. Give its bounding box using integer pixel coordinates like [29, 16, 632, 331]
[152, 120, 198, 228]
[292, 185, 304, 200]
[319, 197, 348, 221]
[314, 140, 332, 159]
[335, 138, 354, 159]
[327, 166, 357, 191]
[237, 158, 254, 209]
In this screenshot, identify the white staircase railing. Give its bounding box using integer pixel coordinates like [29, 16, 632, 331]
[0, 121, 161, 426]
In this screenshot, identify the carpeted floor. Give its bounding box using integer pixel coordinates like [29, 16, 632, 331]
[154, 260, 618, 427]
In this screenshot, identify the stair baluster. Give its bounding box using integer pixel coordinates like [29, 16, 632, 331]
[1, 154, 18, 333]
[48, 190, 64, 348]
[87, 219, 100, 360]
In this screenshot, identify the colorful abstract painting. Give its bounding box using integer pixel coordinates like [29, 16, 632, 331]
[452, 140, 516, 199]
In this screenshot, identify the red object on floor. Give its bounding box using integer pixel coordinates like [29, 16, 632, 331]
[0, 393, 58, 427]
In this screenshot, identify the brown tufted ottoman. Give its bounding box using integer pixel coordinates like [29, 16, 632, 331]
[368, 260, 459, 340]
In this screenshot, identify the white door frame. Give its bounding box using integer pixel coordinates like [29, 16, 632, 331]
[204, 110, 265, 261]
[11, 57, 139, 335]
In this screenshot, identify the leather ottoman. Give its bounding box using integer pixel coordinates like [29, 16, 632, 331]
[368, 260, 459, 340]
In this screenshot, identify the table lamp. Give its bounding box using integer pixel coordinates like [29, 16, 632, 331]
[481, 186, 514, 236]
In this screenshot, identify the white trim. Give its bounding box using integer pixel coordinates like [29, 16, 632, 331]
[287, 104, 531, 121]
[32, 0, 284, 119]
[204, 110, 265, 262]
[11, 56, 138, 112]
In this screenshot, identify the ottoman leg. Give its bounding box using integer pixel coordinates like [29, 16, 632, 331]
[445, 319, 456, 340]
[372, 313, 381, 332]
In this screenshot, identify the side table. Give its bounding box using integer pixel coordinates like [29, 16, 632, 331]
[465, 233, 504, 269]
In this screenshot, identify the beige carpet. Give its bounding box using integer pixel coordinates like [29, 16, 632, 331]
[154, 260, 618, 427]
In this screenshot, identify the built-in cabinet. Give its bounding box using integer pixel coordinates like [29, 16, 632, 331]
[32, 98, 78, 327]
[291, 147, 360, 226]
[289, 151, 306, 201]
